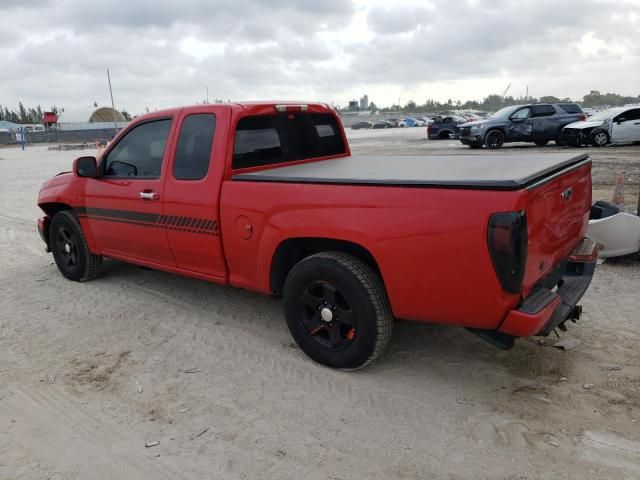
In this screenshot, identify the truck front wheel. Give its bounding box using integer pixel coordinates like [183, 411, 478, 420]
[283, 251, 393, 370]
[50, 210, 102, 282]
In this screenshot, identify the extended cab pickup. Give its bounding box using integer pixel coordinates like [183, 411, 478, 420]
[37, 102, 597, 369]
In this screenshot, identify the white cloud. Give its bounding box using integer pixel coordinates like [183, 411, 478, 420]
[180, 37, 226, 60]
[0, 0, 638, 120]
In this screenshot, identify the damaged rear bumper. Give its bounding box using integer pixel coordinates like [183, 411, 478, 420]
[498, 237, 598, 338]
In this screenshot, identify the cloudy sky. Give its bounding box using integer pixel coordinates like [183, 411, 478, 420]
[1, 0, 639, 121]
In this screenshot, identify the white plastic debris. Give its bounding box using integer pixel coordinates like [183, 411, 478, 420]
[553, 336, 581, 350]
[587, 212, 640, 258]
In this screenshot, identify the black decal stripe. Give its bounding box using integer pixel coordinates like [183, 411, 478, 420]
[74, 206, 160, 224]
[74, 207, 218, 236]
[81, 216, 161, 229]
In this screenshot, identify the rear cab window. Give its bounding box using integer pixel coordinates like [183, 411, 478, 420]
[233, 112, 346, 170]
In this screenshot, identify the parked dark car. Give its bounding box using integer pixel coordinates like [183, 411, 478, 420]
[386, 118, 403, 128]
[458, 103, 586, 149]
[427, 115, 467, 139]
[351, 121, 373, 130]
[372, 121, 393, 129]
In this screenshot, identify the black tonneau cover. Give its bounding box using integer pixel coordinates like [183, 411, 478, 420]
[232, 153, 589, 190]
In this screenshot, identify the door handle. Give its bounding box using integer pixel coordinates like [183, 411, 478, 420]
[139, 191, 159, 201]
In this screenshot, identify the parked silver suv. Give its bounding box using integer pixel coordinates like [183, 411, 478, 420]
[458, 103, 586, 149]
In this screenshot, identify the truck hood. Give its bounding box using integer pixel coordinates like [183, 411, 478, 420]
[38, 171, 74, 205]
[41, 171, 73, 189]
[564, 120, 605, 130]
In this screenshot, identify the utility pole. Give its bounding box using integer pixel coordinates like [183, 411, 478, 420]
[206, 86, 209, 104]
[107, 68, 118, 133]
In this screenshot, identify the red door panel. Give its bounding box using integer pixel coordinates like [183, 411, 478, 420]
[83, 117, 176, 266]
[82, 177, 174, 265]
[163, 106, 231, 279]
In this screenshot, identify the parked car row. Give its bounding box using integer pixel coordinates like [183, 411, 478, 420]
[350, 117, 431, 130]
[458, 103, 586, 149]
[350, 103, 639, 149]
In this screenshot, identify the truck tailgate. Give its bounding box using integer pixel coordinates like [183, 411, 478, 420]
[522, 159, 592, 294]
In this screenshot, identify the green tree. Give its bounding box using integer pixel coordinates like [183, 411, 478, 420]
[18, 102, 27, 123]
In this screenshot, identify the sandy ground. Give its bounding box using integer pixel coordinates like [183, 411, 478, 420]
[1, 134, 639, 480]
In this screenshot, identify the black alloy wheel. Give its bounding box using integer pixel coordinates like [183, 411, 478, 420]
[54, 225, 79, 273]
[299, 280, 356, 351]
[283, 252, 393, 369]
[485, 130, 504, 149]
[49, 210, 103, 281]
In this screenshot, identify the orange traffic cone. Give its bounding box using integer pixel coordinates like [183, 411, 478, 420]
[612, 173, 625, 210]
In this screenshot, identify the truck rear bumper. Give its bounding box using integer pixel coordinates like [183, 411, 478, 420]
[498, 238, 598, 337]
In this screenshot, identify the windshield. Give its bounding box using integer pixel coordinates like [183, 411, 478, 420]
[489, 106, 519, 120]
[587, 109, 622, 122]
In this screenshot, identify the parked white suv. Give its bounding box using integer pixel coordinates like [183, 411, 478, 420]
[561, 106, 640, 146]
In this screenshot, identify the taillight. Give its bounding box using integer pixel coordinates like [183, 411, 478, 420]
[275, 104, 308, 113]
[578, 114, 586, 121]
[427, 124, 433, 134]
[487, 211, 527, 294]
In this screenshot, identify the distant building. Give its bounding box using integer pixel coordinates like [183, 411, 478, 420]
[42, 112, 58, 127]
[89, 107, 126, 123]
[359, 95, 369, 110]
[0, 120, 19, 132]
[348, 100, 359, 111]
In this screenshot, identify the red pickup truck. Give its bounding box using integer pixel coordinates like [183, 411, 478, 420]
[37, 102, 597, 369]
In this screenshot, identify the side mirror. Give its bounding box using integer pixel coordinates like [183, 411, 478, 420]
[616, 118, 626, 124]
[74, 156, 98, 178]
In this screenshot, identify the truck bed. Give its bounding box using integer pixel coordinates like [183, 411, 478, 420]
[233, 153, 589, 190]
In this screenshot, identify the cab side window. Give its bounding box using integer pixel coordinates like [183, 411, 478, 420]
[103, 119, 172, 178]
[512, 108, 531, 120]
[616, 109, 640, 122]
[173, 114, 216, 180]
[531, 105, 556, 117]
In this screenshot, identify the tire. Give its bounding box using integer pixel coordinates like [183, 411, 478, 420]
[283, 251, 393, 370]
[485, 130, 504, 149]
[591, 130, 609, 147]
[438, 131, 451, 139]
[49, 210, 102, 281]
[534, 140, 548, 146]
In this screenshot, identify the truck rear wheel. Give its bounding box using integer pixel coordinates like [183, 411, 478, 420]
[283, 251, 393, 370]
[50, 210, 102, 282]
